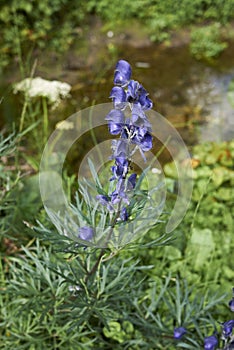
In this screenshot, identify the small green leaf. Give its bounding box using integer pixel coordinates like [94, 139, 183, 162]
[186, 228, 215, 270]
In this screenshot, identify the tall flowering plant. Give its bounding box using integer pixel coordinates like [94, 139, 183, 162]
[76, 59, 164, 247]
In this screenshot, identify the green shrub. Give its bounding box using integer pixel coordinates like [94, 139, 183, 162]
[164, 140, 234, 288]
[190, 23, 228, 60]
[1, 0, 234, 69]
[0, 0, 88, 71]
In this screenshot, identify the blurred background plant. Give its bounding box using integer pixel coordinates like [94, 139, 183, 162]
[1, 0, 234, 71]
[190, 23, 228, 62]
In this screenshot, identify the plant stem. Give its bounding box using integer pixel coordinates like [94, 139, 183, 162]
[87, 249, 105, 277]
[42, 97, 48, 144]
[86, 201, 122, 279]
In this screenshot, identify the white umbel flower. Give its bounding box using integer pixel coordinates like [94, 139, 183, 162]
[14, 77, 71, 109]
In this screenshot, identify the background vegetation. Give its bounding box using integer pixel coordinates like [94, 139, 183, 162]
[1, 0, 234, 71]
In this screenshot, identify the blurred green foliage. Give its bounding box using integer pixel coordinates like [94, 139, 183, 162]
[89, 0, 234, 45]
[1, 0, 234, 70]
[88, 0, 234, 25]
[190, 23, 228, 61]
[0, 0, 88, 71]
[164, 141, 234, 289]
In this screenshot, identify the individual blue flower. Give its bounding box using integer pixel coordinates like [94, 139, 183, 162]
[110, 86, 127, 109]
[122, 123, 152, 151]
[127, 80, 140, 102]
[137, 85, 153, 110]
[111, 139, 128, 159]
[204, 334, 218, 350]
[127, 173, 137, 190]
[121, 124, 152, 161]
[126, 80, 153, 110]
[105, 109, 124, 135]
[132, 113, 152, 131]
[96, 194, 114, 211]
[120, 207, 128, 221]
[114, 59, 132, 86]
[111, 157, 129, 180]
[229, 298, 234, 312]
[110, 178, 129, 205]
[173, 326, 187, 339]
[222, 320, 234, 338]
[78, 226, 94, 241]
[130, 126, 153, 152]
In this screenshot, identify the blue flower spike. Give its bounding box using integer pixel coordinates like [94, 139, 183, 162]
[174, 326, 187, 339]
[97, 59, 153, 223]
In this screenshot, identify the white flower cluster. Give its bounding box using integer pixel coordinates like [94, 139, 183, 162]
[14, 77, 71, 109]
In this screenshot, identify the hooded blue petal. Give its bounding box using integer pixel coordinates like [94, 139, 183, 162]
[127, 80, 140, 101]
[105, 109, 125, 135]
[110, 86, 127, 109]
[127, 173, 137, 190]
[120, 207, 128, 221]
[114, 60, 132, 85]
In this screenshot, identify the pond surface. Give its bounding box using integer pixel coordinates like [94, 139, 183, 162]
[1, 29, 234, 147]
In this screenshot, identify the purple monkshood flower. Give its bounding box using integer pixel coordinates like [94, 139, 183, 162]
[222, 320, 234, 338]
[174, 326, 187, 339]
[229, 298, 234, 312]
[204, 334, 218, 350]
[132, 113, 152, 130]
[120, 207, 128, 221]
[110, 86, 127, 109]
[111, 178, 130, 205]
[127, 80, 153, 110]
[114, 59, 132, 86]
[127, 173, 137, 190]
[105, 109, 125, 135]
[110, 80, 153, 112]
[112, 59, 153, 112]
[121, 124, 152, 152]
[96, 194, 114, 211]
[111, 156, 129, 180]
[111, 139, 128, 159]
[78, 226, 94, 241]
[133, 129, 152, 152]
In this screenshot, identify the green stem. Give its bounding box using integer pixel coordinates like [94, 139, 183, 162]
[86, 201, 122, 279]
[42, 97, 48, 144]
